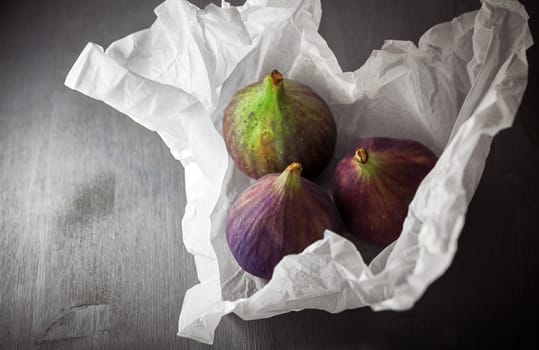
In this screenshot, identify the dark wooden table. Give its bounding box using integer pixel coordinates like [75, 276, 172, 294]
[1, 1, 538, 349]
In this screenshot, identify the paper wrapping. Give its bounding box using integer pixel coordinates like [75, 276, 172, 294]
[65, 0, 532, 344]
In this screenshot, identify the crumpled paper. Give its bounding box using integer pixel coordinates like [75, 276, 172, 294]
[65, 0, 532, 344]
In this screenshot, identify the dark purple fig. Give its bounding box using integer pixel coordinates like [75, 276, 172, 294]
[226, 162, 342, 279]
[223, 70, 337, 179]
[332, 137, 437, 246]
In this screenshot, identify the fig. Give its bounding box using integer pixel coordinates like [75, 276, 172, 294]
[226, 162, 342, 279]
[332, 137, 437, 245]
[223, 70, 337, 179]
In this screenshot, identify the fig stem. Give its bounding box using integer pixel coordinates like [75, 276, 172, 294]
[286, 162, 302, 174]
[275, 162, 303, 192]
[271, 70, 283, 85]
[354, 148, 369, 164]
[263, 70, 285, 104]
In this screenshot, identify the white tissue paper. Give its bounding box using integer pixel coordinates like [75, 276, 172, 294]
[65, 0, 532, 344]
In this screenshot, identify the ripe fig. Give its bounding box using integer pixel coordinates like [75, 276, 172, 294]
[226, 162, 342, 279]
[223, 70, 337, 179]
[332, 137, 437, 245]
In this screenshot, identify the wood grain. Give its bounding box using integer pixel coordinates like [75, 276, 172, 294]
[1, 0, 537, 349]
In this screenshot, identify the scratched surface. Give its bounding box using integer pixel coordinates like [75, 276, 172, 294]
[0, 0, 538, 349]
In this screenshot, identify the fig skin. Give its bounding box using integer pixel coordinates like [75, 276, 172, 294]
[226, 162, 342, 279]
[223, 70, 337, 179]
[332, 137, 437, 246]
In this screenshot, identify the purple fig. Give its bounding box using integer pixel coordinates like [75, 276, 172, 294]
[226, 162, 342, 279]
[332, 137, 437, 245]
[223, 70, 337, 179]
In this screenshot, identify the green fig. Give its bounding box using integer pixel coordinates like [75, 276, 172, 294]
[223, 70, 337, 179]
